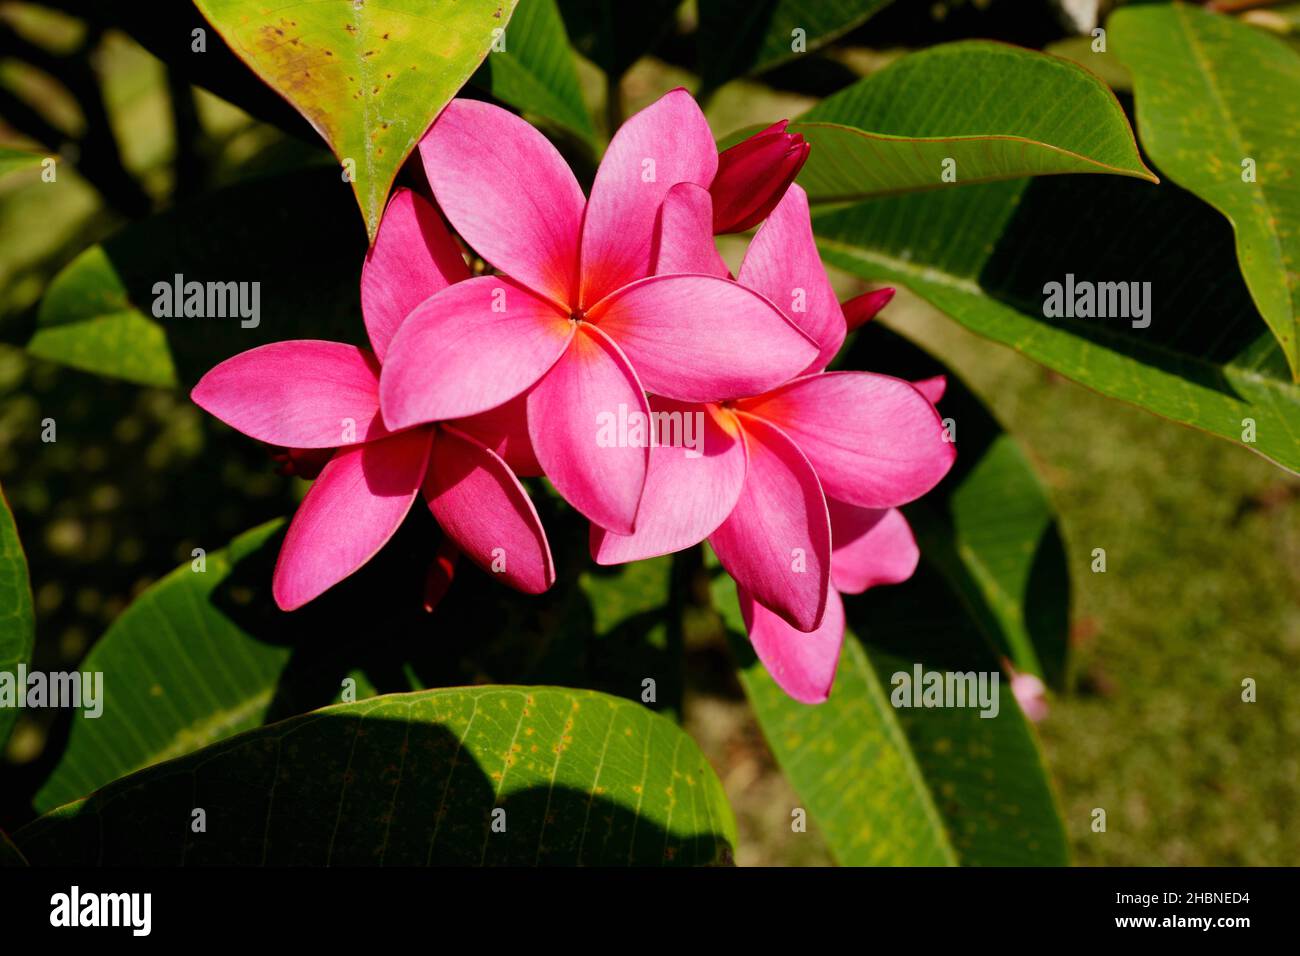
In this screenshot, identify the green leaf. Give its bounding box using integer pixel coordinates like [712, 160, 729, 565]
[33, 522, 293, 813]
[841, 328, 1070, 688]
[789, 41, 1154, 202]
[0, 147, 47, 181]
[193, 0, 517, 242]
[710, 329, 1069, 866]
[473, 0, 594, 140]
[1111, 3, 1300, 380]
[27, 168, 366, 388]
[814, 174, 1300, 473]
[17, 687, 735, 865]
[697, 0, 894, 92]
[0, 484, 35, 751]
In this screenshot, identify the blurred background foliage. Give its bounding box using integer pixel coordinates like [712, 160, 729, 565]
[0, 0, 1296, 865]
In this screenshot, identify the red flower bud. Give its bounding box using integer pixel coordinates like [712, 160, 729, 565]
[841, 287, 895, 331]
[710, 120, 810, 234]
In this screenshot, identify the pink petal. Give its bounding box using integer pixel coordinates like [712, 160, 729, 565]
[912, 375, 947, 405]
[527, 325, 650, 535]
[423, 425, 555, 595]
[736, 372, 956, 509]
[361, 187, 470, 362]
[738, 184, 844, 373]
[579, 88, 719, 306]
[589, 274, 819, 403]
[192, 340, 387, 448]
[841, 287, 894, 331]
[420, 98, 583, 307]
[272, 427, 432, 610]
[826, 500, 919, 593]
[450, 393, 542, 477]
[592, 399, 746, 564]
[709, 413, 831, 632]
[741, 585, 845, 704]
[652, 183, 730, 278]
[379, 276, 574, 428]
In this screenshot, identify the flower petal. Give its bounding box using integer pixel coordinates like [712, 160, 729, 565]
[709, 414, 831, 632]
[741, 585, 845, 704]
[579, 88, 718, 305]
[912, 374, 947, 405]
[738, 184, 844, 373]
[380, 276, 573, 428]
[272, 427, 432, 610]
[652, 183, 730, 278]
[589, 274, 818, 403]
[192, 340, 386, 448]
[423, 425, 555, 594]
[420, 98, 584, 306]
[527, 325, 650, 535]
[736, 372, 956, 508]
[450, 393, 542, 477]
[592, 399, 746, 564]
[827, 499, 919, 593]
[361, 187, 470, 362]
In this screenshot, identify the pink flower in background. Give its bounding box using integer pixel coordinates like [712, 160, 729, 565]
[191, 188, 554, 610]
[379, 90, 818, 535]
[593, 182, 955, 702]
[709, 120, 810, 234]
[1006, 662, 1051, 722]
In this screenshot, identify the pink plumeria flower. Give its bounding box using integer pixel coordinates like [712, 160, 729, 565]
[191, 188, 554, 611]
[593, 183, 955, 702]
[379, 89, 819, 535]
[1004, 660, 1050, 722]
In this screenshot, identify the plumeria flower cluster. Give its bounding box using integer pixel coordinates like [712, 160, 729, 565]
[192, 89, 955, 704]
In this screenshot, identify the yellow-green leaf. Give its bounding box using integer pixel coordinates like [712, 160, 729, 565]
[194, 0, 518, 242]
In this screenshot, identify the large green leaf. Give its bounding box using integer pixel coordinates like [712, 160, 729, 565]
[1111, 3, 1300, 380]
[33, 522, 293, 813]
[193, 0, 516, 242]
[473, 0, 594, 140]
[0, 484, 35, 750]
[17, 687, 735, 865]
[26, 168, 366, 388]
[788, 41, 1154, 202]
[697, 0, 894, 92]
[709, 328, 1069, 866]
[841, 328, 1070, 687]
[713, 571, 1067, 866]
[815, 174, 1300, 474]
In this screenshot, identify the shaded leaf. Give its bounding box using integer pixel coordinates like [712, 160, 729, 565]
[1111, 2, 1300, 379]
[842, 327, 1070, 687]
[0, 484, 35, 750]
[474, 0, 594, 139]
[558, 0, 681, 79]
[18, 686, 735, 866]
[193, 0, 516, 242]
[712, 566, 1067, 865]
[0, 829, 27, 866]
[815, 174, 1300, 473]
[27, 168, 366, 389]
[790, 40, 1154, 202]
[697, 0, 894, 92]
